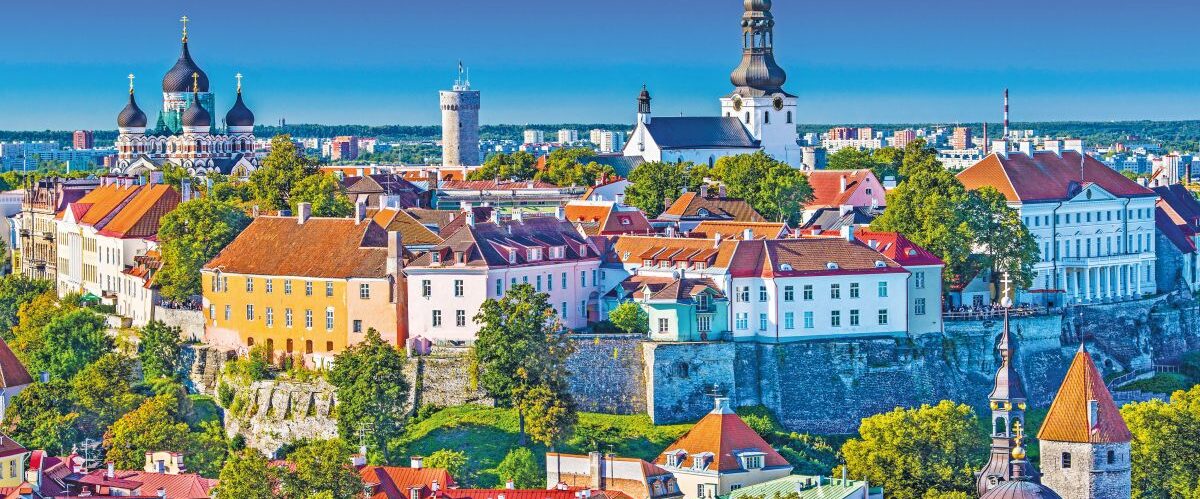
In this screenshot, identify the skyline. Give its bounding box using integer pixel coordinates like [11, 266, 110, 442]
[2, 0, 1200, 130]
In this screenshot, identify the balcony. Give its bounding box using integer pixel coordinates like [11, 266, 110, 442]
[17, 229, 29, 237]
[41, 231, 54, 241]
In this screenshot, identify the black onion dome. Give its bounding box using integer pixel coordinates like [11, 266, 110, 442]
[744, 0, 771, 11]
[981, 480, 1062, 499]
[163, 41, 209, 93]
[225, 90, 255, 127]
[117, 92, 148, 128]
[181, 92, 211, 128]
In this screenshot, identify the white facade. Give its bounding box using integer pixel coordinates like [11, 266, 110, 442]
[56, 214, 159, 326]
[523, 130, 546, 145]
[728, 273, 909, 342]
[718, 94, 803, 166]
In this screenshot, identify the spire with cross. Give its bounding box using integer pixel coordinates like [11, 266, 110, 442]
[180, 16, 190, 42]
[192, 72, 200, 94]
[236, 72, 243, 93]
[1000, 272, 1013, 308]
[128, 73, 135, 94]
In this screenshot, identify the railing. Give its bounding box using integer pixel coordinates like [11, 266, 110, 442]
[1108, 364, 1181, 393]
[942, 306, 1049, 321]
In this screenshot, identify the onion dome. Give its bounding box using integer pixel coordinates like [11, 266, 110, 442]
[730, 0, 789, 97]
[226, 90, 254, 127]
[181, 91, 211, 128]
[980, 480, 1062, 499]
[163, 40, 209, 93]
[117, 91, 148, 129]
[744, 0, 771, 10]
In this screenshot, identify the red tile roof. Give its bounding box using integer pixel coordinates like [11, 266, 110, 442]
[1036, 346, 1132, 444]
[564, 202, 654, 236]
[433, 490, 589, 499]
[359, 465, 456, 499]
[660, 193, 765, 222]
[203, 216, 392, 279]
[689, 221, 787, 240]
[371, 208, 444, 246]
[853, 229, 944, 267]
[96, 184, 180, 239]
[0, 434, 26, 459]
[438, 180, 559, 190]
[957, 151, 1155, 203]
[804, 169, 877, 208]
[655, 401, 789, 472]
[0, 338, 32, 388]
[609, 236, 738, 268]
[68, 468, 216, 499]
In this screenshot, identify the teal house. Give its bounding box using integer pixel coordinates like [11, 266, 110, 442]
[607, 275, 730, 342]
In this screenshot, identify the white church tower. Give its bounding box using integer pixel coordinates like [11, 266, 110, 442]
[719, 0, 801, 166]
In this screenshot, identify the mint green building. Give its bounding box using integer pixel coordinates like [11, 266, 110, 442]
[606, 276, 730, 342]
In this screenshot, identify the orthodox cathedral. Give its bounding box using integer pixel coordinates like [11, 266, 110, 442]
[113, 18, 259, 178]
[624, 0, 802, 167]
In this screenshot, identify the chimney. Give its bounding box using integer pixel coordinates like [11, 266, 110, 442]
[490, 208, 500, 224]
[355, 202, 367, 225]
[1017, 141, 1034, 156]
[718, 185, 726, 197]
[513, 209, 524, 223]
[157, 488, 166, 499]
[252, 205, 260, 218]
[714, 232, 723, 248]
[588, 451, 606, 490]
[411, 456, 423, 469]
[1087, 399, 1099, 429]
[839, 175, 847, 193]
[555, 204, 565, 220]
[297, 202, 312, 224]
[106, 462, 114, 479]
[432, 480, 441, 492]
[1064, 139, 1085, 155]
[350, 452, 366, 468]
[1044, 140, 1062, 156]
[841, 224, 855, 242]
[506, 479, 515, 490]
[387, 231, 404, 276]
[699, 184, 709, 198]
[465, 210, 476, 227]
[614, 193, 625, 205]
[992, 140, 1010, 158]
[742, 228, 753, 240]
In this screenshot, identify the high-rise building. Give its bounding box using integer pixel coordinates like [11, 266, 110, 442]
[589, 129, 606, 145]
[557, 129, 579, 144]
[950, 127, 973, 150]
[857, 127, 875, 140]
[523, 129, 545, 145]
[828, 127, 856, 140]
[597, 131, 625, 154]
[329, 136, 359, 161]
[72, 130, 94, 150]
[440, 63, 481, 166]
[892, 129, 916, 149]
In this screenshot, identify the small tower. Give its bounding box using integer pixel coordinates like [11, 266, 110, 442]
[980, 423, 1062, 499]
[1037, 344, 1132, 499]
[977, 275, 1038, 494]
[637, 85, 652, 125]
[440, 62, 481, 167]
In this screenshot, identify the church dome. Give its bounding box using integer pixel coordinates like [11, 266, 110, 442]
[117, 92, 148, 128]
[181, 92, 211, 128]
[163, 41, 209, 93]
[225, 90, 254, 127]
[745, 0, 771, 11]
[981, 480, 1062, 499]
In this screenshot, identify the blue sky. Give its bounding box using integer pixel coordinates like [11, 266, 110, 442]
[2, 0, 1198, 129]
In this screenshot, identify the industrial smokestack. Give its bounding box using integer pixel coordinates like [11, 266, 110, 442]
[1003, 89, 1010, 139]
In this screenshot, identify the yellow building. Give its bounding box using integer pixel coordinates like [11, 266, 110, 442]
[0, 433, 28, 488]
[201, 204, 438, 367]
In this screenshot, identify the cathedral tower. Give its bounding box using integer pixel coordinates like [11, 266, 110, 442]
[1037, 344, 1132, 499]
[719, 0, 800, 166]
[440, 62, 481, 167]
[977, 303, 1039, 494]
[160, 16, 215, 135]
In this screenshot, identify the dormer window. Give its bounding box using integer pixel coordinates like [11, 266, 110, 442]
[619, 216, 631, 225]
[508, 249, 517, 264]
[874, 260, 886, 268]
[431, 252, 442, 265]
[455, 251, 466, 264]
[738, 452, 766, 470]
[697, 208, 711, 217]
[779, 263, 793, 271]
[644, 259, 654, 267]
[551, 246, 565, 259]
[664, 451, 686, 468]
[579, 244, 588, 256]
[528, 248, 542, 261]
[826, 262, 839, 270]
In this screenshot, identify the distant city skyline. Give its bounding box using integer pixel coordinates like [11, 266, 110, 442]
[2, 0, 1199, 130]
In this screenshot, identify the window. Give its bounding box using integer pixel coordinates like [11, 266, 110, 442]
[456, 310, 466, 327]
[831, 310, 841, 327]
[1107, 449, 1115, 465]
[831, 284, 841, 299]
[547, 273, 553, 290]
[285, 308, 293, 327]
[759, 286, 767, 301]
[914, 271, 925, 289]
[878, 281, 888, 297]
[326, 309, 334, 330]
[878, 308, 889, 325]
[536, 275, 542, 291]
[224, 305, 231, 321]
[454, 280, 464, 297]
[265, 279, 273, 293]
[245, 305, 254, 320]
[696, 293, 710, 311]
[562, 272, 567, 288]
[562, 302, 568, 319]
[326, 281, 334, 297]
[698, 315, 711, 332]
[495, 278, 503, 296]
[305, 281, 313, 296]
[784, 312, 794, 329]
[1061, 452, 1072, 469]
[736, 313, 749, 330]
[783, 286, 794, 301]
[326, 341, 334, 352]
[432, 310, 442, 327]
[849, 283, 860, 298]
[658, 318, 670, 333]
[915, 297, 926, 315]
[245, 278, 254, 293]
[266, 307, 274, 327]
[764, 111, 770, 124]
[759, 313, 767, 331]
[305, 309, 313, 329]
[353, 320, 362, 333]
[787, 111, 793, 124]
[803, 311, 814, 329]
[359, 283, 370, 299]
[803, 285, 813, 300]
[850, 309, 860, 326]
[208, 305, 215, 320]
[738, 287, 750, 302]
[284, 280, 292, 294]
[305, 340, 313, 354]
[421, 280, 432, 297]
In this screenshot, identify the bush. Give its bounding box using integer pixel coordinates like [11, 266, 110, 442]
[494, 447, 542, 489]
[1180, 351, 1200, 380]
[218, 383, 235, 407]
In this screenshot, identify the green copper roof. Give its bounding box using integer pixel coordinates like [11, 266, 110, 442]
[724, 475, 868, 499]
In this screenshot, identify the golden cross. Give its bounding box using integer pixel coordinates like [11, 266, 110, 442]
[192, 72, 199, 93]
[127, 74, 135, 94]
[235, 72, 243, 93]
[180, 16, 190, 41]
[1000, 271, 1013, 308]
[1012, 420, 1024, 446]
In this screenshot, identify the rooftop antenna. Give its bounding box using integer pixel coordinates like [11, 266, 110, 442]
[454, 61, 470, 91]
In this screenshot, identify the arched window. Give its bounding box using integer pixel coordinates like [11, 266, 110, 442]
[246, 337, 254, 347]
[305, 340, 313, 354]
[787, 111, 793, 124]
[266, 338, 274, 353]
[993, 417, 1006, 435]
[1107, 450, 1115, 465]
[744, 112, 751, 124]
[764, 111, 770, 124]
[1061, 452, 1072, 469]
[286, 338, 294, 353]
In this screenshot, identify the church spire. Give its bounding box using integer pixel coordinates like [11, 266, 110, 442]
[977, 273, 1036, 495]
[729, 0, 789, 97]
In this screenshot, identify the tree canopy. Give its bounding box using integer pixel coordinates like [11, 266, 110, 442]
[710, 152, 813, 225]
[535, 148, 615, 187]
[214, 449, 279, 499]
[15, 308, 111, 380]
[156, 198, 252, 301]
[138, 321, 183, 381]
[826, 146, 902, 180]
[1122, 385, 1200, 497]
[248, 134, 319, 211]
[607, 301, 649, 336]
[495, 447, 542, 489]
[102, 394, 192, 469]
[467, 151, 538, 182]
[289, 172, 354, 217]
[280, 439, 364, 499]
[0, 276, 51, 338]
[328, 328, 408, 462]
[625, 161, 692, 218]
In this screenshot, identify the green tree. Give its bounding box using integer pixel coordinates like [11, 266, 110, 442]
[281, 439, 364, 499]
[328, 328, 408, 461]
[960, 187, 1040, 289]
[826, 147, 884, 172]
[71, 353, 144, 438]
[607, 301, 649, 336]
[289, 172, 354, 217]
[425, 449, 468, 479]
[467, 151, 538, 181]
[16, 308, 111, 380]
[138, 320, 183, 380]
[625, 161, 691, 218]
[249, 134, 318, 211]
[495, 447, 542, 489]
[1121, 385, 1200, 497]
[0, 275, 51, 338]
[188, 420, 230, 478]
[710, 152, 812, 224]
[1, 379, 79, 454]
[536, 148, 615, 187]
[214, 449, 278, 499]
[513, 378, 576, 448]
[472, 284, 576, 444]
[839, 401, 985, 499]
[102, 394, 192, 469]
[156, 198, 252, 301]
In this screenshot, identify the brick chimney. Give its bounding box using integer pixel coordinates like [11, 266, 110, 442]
[297, 202, 312, 224]
[387, 231, 404, 277]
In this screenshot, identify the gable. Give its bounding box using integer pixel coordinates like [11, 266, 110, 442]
[1067, 184, 1118, 203]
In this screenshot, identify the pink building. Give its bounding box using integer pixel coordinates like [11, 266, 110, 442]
[801, 169, 888, 223]
[893, 129, 916, 149]
[404, 212, 602, 343]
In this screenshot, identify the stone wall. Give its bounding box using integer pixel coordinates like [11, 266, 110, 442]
[182, 345, 228, 395]
[410, 347, 493, 409]
[567, 336, 647, 415]
[155, 306, 205, 342]
[224, 378, 339, 455]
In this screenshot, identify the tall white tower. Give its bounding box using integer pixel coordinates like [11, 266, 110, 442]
[718, 0, 801, 166]
[440, 62, 481, 167]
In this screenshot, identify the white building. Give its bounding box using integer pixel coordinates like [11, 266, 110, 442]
[958, 142, 1159, 306]
[597, 130, 626, 154]
[403, 213, 602, 343]
[623, 1, 801, 167]
[557, 129, 580, 145]
[523, 129, 546, 145]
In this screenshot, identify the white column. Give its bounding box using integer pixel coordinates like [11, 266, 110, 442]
[1083, 268, 1091, 302]
[1061, 268, 1070, 303]
[1134, 263, 1142, 297]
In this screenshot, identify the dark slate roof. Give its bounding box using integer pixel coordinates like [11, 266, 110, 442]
[645, 117, 759, 150]
[801, 207, 882, 231]
[579, 155, 645, 178]
[980, 480, 1062, 499]
[1154, 184, 1200, 227]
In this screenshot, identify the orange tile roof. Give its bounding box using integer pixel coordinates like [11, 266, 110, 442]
[60, 183, 141, 224]
[957, 151, 1155, 203]
[609, 235, 738, 268]
[728, 237, 905, 278]
[804, 169, 875, 208]
[660, 192, 765, 222]
[0, 338, 32, 388]
[371, 208, 444, 246]
[853, 229, 944, 267]
[1036, 346, 1132, 444]
[203, 216, 391, 278]
[565, 202, 653, 236]
[97, 184, 180, 239]
[690, 221, 787, 240]
[359, 465, 456, 499]
[655, 401, 789, 472]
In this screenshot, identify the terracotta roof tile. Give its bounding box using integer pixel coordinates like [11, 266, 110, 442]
[958, 151, 1155, 203]
[690, 221, 787, 240]
[407, 217, 596, 269]
[1036, 347, 1132, 444]
[97, 184, 180, 239]
[203, 217, 391, 278]
[609, 236, 738, 268]
[853, 229, 944, 266]
[661, 193, 765, 222]
[804, 169, 875, 208]
[60, 184, 141, 224]
[0, 339, 32, 388]
[655, 402, 789, 472]
[371, 208, 444, 246]
[565, 201, 653, 236]
[359, 465, 456, 499]
[730, 237, 906, 278]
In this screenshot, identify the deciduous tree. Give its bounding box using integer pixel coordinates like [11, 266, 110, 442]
[289, 172, 353, 217]
[102, 394, 191, 469]
[71, 353, 143, 438]
[607, 301, 649, 336]
[495, 447, 542, 489]
[328, 329, 408, 462]
[0, 276, 51, 338]
[16, 308, 111, 380]
[1121, 385, 1200, 497]
[425, 449, 468, 480]
[625, 161, 691, 218]
[188, 420, 230, 479]
[467, 151, 538, 182]
[214, 449, 278, 499]
[157, 198, 251, 301]
[280, 439, 364, 499]
[138, 320, 183, 380]
[249, 134, 318, 211]
[710, 152, 812, 224]
[960, 187, 1040, 289]
[1, 379, 79, 454]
